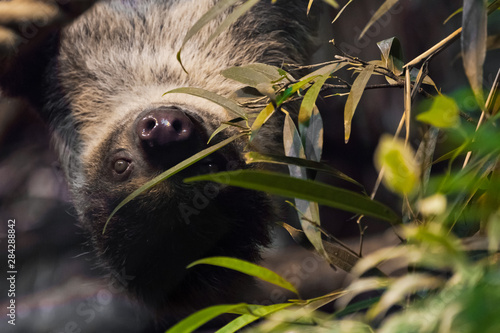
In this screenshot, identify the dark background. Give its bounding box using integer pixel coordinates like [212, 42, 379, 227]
[0, 0, 498, 331]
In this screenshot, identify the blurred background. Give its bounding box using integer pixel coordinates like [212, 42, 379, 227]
[0, 0, 499, 332]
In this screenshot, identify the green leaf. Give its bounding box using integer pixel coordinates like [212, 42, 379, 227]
[416, 95, 460, 128]
[185, 170, 401, 224]
[344, 65, 375, 143]
[103, 134, 245, 233]
[359, 0, 400, 39]
[164, 87, 247, 119]
[166, 303, 248, 333]
[244, 152, 363, 187]
[216, 303, 294, 333]
[461, 0, 487, 107]
[176, 0, 240, 72]
[374, 134, 419, 195]
[377, 37, 404, 76]
[250, 103, 275, 141]
[188, 257, 299, 296]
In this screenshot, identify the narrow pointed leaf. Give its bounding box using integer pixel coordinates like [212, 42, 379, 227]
[185, 170, 401, 224]
[283, 111, 327, 260]
[216, 303, 294, 333]
[166, 303, 247, 333]
[176, 0, 240, 72]
[104, 134, 245, 233]
[332, 0, 354, 24]
[205, 0, 260, 47]
[462, 0, 487, 107]
[164, 87, 247, 119]
[244, 151, 362, 187]
[250, 103, 275, 141]
[344, 65, 375, 143]
[359, 0, 399, 39]
[188, 256, 299, 296]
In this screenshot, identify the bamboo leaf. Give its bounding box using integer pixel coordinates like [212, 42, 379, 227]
[359, 0, 399, 39]
[283, 111, 327, 262]
[377, 37, 404, 76]
[205, 0, 260, 48]
[166, 303, 248, 333]
[461, 0, 487, 107]
[332, 0, 354, 24]
[164, 87, 247, 119]
[250, 103, 275, 141]
[185, 170, 401, 224]
[374, 134, 420, 195]
[188, 257, 299, 296]
[416, 95, 460, 128]
[176, 0, 240, 72]
[104, 134, 245, 233]
[216, 303, 294, 333]
[344, 65, 375, 143]
[244, 151, 363, 187]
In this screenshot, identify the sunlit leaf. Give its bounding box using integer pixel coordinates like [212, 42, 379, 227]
[216, 303, 294, 333]
[461, 0, 487, 107]
[374, 134, 419, 195]
[250, 103, 275, 141]
[299, 72, 326, 162]
[368, 274, 443, 319]
[164, 87, 247, 119]
[185, 170, 401, 224]
[332, 0, 354, 24]
[344, 65, 375, 143]
[188, 257, 299, 296]
[487, 209, 500, 253]
[418, 194, 447, 217]
[166, 303, 247, 333]
[416, 95, 460, 128]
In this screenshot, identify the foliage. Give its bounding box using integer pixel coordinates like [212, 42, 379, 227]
[107, 0, 500, 332]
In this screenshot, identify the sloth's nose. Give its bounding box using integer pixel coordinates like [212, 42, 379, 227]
[136, 107, 195, 147]
[136, 107, 199, 166]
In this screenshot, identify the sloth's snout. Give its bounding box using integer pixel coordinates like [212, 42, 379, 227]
[136, 106, 201, 168]
[136, 107, 196, 148]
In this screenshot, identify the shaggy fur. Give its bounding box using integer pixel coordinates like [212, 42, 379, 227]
[0, 0, 318, 320]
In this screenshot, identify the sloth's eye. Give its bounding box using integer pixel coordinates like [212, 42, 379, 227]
[113, 159, 130, 174]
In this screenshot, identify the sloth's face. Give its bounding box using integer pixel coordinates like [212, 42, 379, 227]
[75, 102, 273, 313]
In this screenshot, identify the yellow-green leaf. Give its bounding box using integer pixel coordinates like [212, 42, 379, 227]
[188, 256, 299, 296]
[374, 134, 419, 195]
[416, 95, 460, 128]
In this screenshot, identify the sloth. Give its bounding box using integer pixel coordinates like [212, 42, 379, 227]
[0, 0, 318, 319]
